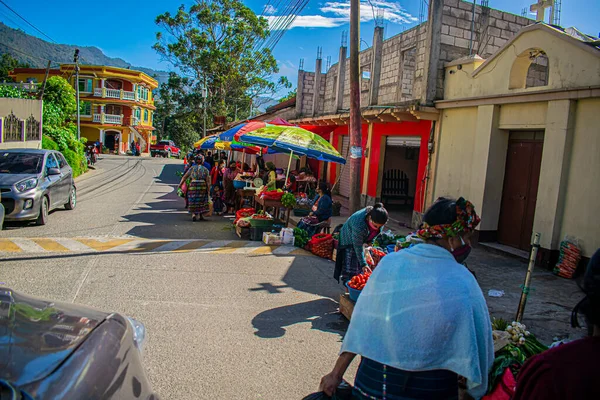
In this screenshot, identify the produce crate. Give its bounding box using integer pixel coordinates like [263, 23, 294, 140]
[263, 232, 283, 245]
[250, 226, 269, 241]
[249, 218, 274, 228]
[339, 294, 355, 320]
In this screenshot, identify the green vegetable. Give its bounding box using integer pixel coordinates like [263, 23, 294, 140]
[492, 317, 509, 331]
[293, 227, 309, 247]
[281, 193, 297, 208]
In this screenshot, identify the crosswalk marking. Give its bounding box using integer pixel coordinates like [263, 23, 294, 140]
[9, 238, 46, 253]
[0, 239, 23, 252]
[0, 237, 315, 257]
[76, 238, 134, 252]
[54, 238, 97, 252]
[32, 238, 69, 252]
[172, 240, 211, 252]
[211, 240, 248, 254]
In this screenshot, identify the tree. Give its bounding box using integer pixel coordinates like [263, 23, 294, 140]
[279, 88, 296, 103]
[154, 0, 290, 130]
[0, 53, 29, 82]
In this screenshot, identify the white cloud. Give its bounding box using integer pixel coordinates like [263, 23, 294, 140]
[265, 1, 417, 30]
[321, 1, 418, 24]
[266, 15, 346, 29]
[264, 5, 277, 15]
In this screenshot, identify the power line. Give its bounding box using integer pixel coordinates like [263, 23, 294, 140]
[0, 0, 56, 43]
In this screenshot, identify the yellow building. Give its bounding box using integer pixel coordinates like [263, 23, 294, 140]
[428, 23, 600, 265]
[11, 65, 158, 154]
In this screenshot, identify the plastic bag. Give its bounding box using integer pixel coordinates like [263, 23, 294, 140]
[309, 233, 334, 258]
[553, 235, 582, 279]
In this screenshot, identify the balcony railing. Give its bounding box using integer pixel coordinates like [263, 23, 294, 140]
[92, 87, 137, 101]
[93, 113, 123, 125]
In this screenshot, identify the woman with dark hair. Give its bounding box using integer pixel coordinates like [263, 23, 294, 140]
[321, 197, 493, 400]
[513, 248, 600, 400]
[297, 182, 333, 237]
[178, 155, 211, 221]
[334, 203, 389, 283]
[265, 162, 277, 191]
[223, 160, 238, 214]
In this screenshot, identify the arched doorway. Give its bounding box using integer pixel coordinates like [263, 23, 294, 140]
[104, 130, 121, 153]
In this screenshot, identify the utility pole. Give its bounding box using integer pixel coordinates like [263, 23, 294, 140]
[74, 49, 81, 140]
[202, 76, 207, 138]
[348, 0, 362, 212]
[38, 60, 51, 100]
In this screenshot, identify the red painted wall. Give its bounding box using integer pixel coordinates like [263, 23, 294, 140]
[369, 121, 431, 212]
[303, 121, 432, 211]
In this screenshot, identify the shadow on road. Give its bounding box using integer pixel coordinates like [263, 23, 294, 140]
[251, 298, 348, 339]
[249, 255, 347, 339]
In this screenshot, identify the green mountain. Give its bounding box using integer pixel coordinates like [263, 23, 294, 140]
[0, 22, 169, 84]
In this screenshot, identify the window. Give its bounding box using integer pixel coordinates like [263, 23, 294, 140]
[135, 108, 141, 120]
[144, 109, 149, 122]
[80, 101, 92, 116]
[150, 111, 153, 125]
[56, 153, 67, 169]
[45, 153, 59, 170]
[137, 86, 149, 101]
[78, 78, 93, 93]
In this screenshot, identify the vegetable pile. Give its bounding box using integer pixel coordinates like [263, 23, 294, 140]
[348, 272, 371, 291]
[365, 247, 386, 267]
[293, 227, 310, 248]
[251, 212, 272, 220]
[487, 319, 548, 393]
[281, 192, 297, 208]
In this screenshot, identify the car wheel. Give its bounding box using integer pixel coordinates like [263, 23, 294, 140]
[65, 186, 77, 210]
[36, 197, 49, 226]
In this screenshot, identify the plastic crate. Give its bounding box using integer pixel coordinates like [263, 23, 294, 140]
[346, 283, 362, 302]
[250, 226, 269, 241]
[249, 217, 274, 228]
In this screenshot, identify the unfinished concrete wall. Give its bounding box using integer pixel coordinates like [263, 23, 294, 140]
[299, 72, 315, 116]
[323, 63, 338, 113]
[435, 0, 534, 99]
[526, 54, 549, 88]
[294, 0, 536, 115]
[377, 25, 421, 105]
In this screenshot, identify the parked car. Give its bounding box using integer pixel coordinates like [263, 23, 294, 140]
[0, 288, 158, 399]
[150, 140, 181, 158]
[0, 149, 76, 226]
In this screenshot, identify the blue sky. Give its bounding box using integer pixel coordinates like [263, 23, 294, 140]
[1, 0, 598, 96]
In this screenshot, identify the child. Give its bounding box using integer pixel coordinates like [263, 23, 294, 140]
[212, 186, 225, 215]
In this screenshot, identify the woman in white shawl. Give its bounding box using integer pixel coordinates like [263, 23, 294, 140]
[319, 197, 494, 400]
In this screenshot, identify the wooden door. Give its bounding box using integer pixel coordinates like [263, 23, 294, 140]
[497, 133, 544, 250]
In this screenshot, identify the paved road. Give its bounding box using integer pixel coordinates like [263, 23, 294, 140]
[0, 155, 353, 399]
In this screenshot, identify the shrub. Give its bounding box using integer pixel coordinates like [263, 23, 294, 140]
[42, 135, 59, 151]
[62, 148, 87, 178]
[0, 85, 31, 99]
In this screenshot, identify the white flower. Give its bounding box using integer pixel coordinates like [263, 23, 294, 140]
[512, 321, 518, 327]
[525, 331, 531, 336]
